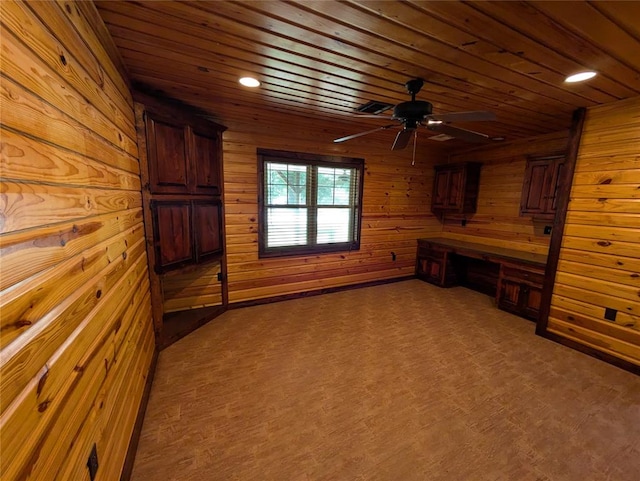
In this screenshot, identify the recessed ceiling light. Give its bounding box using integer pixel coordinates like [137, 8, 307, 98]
[565, 71, 597, 83]
[239, 77, 260, 87]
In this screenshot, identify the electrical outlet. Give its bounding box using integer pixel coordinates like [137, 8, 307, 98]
[544, 225, 552, 235]
[87, 444, 99, 481]
[604, 307, 617, 322]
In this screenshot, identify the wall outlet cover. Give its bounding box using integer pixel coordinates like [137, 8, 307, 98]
[604, 307, 617, 322]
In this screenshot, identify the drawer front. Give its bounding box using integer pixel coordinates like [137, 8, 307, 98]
[418, 247, 447, 259]
[501, 264, 545, 285]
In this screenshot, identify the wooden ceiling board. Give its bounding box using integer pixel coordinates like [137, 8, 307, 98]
[103, 8, 565, 136]
[405, 1, 637, 101]
[470, 2, 640, 95]
[95, 0, 640, 150]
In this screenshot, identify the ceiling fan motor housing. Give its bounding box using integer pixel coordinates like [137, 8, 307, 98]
[393, 100, 433, 121]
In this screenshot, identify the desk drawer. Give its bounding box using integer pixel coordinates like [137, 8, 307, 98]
[500, 264, 545, 286]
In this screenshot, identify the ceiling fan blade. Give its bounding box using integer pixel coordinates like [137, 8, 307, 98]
[427, 111, 496, 123]
[333, 124, 397, 143]
[428, 123, 491, 143]
[391, 129, 414, 150]
[353, 113, 395, 119]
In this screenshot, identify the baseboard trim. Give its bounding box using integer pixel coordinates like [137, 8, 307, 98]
[539, 330, 640, 376]
[230, 275, 416, 310]
[120, 347, 159, 481]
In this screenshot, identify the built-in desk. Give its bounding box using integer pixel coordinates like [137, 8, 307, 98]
[416, 238, 548, 321]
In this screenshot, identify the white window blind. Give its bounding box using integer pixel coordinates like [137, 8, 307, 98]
[258, 151, 363, 257]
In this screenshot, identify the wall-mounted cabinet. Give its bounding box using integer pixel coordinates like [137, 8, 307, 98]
[146, 113, 221, 196]
[140, 101, 226, 274]
[519, 153, 566, 220]
[151, 200, 223, 272]
[135, 93, 228, 348]
[431, 162, 481, 215]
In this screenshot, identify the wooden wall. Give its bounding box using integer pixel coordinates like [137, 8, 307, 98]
[0, 1, 154, 479]
[547, 96, 640, 367]
[162, 261, 222, 313]
[220, 108, 447, 303]
[447, 130, 570, 255]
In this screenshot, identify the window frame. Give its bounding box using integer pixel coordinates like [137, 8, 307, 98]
[257, 149, 364, 258]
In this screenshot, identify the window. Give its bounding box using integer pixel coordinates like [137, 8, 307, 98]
[258, 149, 364, 258]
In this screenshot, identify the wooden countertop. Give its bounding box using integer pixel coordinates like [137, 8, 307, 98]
[417, 237, 548, 267]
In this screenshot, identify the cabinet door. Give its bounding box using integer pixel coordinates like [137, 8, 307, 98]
[522, 285, 543, 320]
[152, 201, 193, 272]
[446, 168, 464, 209]
[498, 279, 522, 314]
[520, 159, 551, 215]
[190, 128, 221, 195]
[146, 115, 190, 194]
[426, 258, 443, 284]
[193, 200, 223, 262]
[432, 170, 450, 209]
[548, 159, 565, 213]
[416, 256, 444, 285]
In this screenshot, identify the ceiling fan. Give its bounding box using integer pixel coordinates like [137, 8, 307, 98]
[334, 78, 497, 150]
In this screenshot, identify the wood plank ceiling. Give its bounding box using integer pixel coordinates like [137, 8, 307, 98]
[96, 1, 640, 149]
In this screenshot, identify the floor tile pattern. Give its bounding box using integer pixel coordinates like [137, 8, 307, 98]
[131, 280, 640, 480]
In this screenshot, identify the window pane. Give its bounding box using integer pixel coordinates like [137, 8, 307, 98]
[317, 186, 334, 205]
[334, 170, 352, 206]
[317, 208, 350, 244]
[266, 162, 307, 206]
[268, 164, 288, 184]
[259, 150, 363, 257]
[268, 184, 287, 204]
[267, 208, 307, 247]
[317, 167, 354, 206]
[287, 186, 306, 204]
[318, 168, 335, 186]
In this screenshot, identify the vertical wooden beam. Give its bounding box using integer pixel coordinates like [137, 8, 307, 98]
[135, 102, 165, 344]
[536, 107, 586, 335]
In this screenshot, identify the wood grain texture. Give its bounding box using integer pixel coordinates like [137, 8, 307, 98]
[0, 2, 154, 480]
[548, 96, 640, 367]
[444, 130, 569, 253]
[95, 0, 640, 151]
[222, 107, 446, 303]
[162, 262, 223, 313]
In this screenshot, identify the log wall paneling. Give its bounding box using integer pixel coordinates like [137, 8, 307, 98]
[446, 130, 570, 255]
[0, 1, 154, 479]
[162, 261, 223, 314]
[221, 106, 447, 304]
[545, 96, 640, 369]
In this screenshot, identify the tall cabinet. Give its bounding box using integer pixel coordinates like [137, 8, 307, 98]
[135, 94, 227, 347]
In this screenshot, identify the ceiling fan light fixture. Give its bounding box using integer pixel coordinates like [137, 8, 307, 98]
[565, 71, 596, 83]
[239, 76, 260, 87]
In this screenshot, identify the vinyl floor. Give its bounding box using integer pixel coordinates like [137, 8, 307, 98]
[131, 280, 640, 481]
